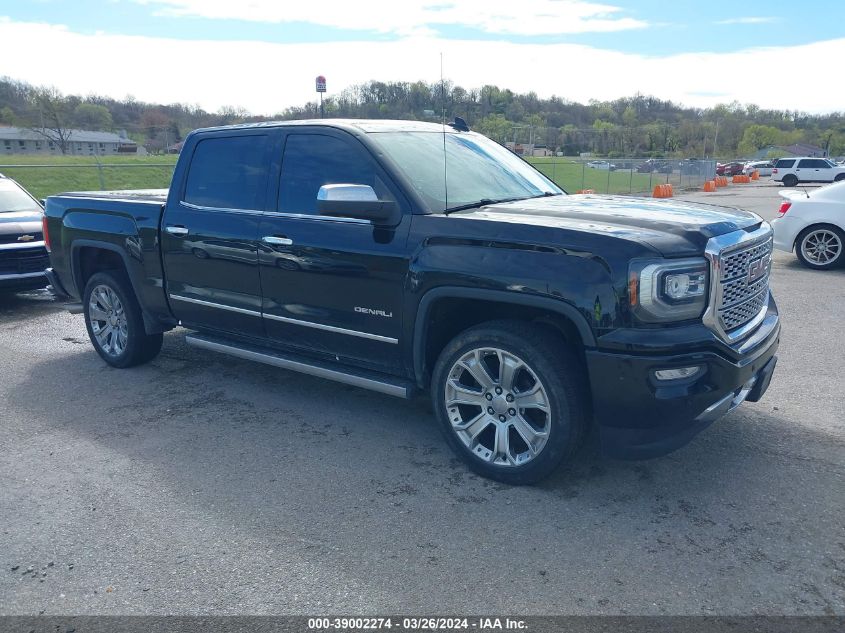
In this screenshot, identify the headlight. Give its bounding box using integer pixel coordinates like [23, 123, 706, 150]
[629, 258, 709, 323]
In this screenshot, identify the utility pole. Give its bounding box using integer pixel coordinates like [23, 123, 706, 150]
[713, 119, 720, 160]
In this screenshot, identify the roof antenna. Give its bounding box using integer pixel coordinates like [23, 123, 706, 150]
[441, 52, 448, 211]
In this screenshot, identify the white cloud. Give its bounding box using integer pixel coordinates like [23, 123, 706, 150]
[715, 17, 779, 25]
[0, 17, 842, 114]
[134, 0, 649, 35]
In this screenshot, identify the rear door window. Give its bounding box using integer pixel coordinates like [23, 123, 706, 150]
[776, 159, 795, 168]
[798, 159, 827, 169]
[183, 135, 270, 210]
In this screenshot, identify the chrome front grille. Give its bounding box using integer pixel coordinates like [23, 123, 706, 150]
[704, 225, 773, 342]
[720, 238, 772, 281]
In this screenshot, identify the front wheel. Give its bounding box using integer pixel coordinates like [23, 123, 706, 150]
[83, 271, 163, 367]
[795, 225, 844, 270]
[834, 174, 845, 182]
[431, 321, 587, 485]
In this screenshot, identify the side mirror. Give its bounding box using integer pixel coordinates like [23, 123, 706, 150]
[317, 184, 397, 224]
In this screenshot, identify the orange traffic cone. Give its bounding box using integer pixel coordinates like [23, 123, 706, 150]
[576, 189, 595, 194]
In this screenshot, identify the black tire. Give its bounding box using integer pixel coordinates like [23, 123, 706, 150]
[834, 174, 845, 182]
[83, 270, 163, 368]
[795, 224, 845, 270]
[431, 320, 587, 485]
[782, 174, 799, 187]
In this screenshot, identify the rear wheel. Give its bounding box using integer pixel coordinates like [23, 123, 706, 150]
[795, 225, 844, 270]
[782, 174, 799, 187]
[83, 271, 163, 367]
[431, 320, 587, 485]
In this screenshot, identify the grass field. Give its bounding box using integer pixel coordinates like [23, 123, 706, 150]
[527, 157, 677, 194]
[0, 155, 178, 199]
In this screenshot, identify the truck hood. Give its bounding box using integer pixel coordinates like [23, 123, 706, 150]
[452, 194, 762, 256]
[0, 209, 43, 238]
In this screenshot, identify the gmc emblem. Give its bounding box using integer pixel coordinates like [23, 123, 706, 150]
[747, 253, 771, 284]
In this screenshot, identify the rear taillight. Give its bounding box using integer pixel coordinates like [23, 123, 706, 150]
[772, 168, 778, 174]
[42, 215, 51, 252]
[777, 201, 791, 217]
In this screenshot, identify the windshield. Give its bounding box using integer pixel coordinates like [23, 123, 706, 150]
[368, 131, 562, 213]
[0, 179, 40, 213]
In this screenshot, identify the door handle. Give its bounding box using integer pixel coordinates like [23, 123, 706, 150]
[166, 225, 189, 236]
[263, 236, 293, 246]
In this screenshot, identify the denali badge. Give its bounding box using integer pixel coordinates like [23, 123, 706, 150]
[17, 234, 35, 242]
[747, 253, 771, 284]
[355, 306, 393, 318]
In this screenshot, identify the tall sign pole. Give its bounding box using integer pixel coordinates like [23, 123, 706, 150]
[316, 75, 326, 118]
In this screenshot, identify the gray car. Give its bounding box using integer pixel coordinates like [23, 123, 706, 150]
[0, 174, 49, 292]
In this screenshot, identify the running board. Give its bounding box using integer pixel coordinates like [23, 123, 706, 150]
[185, 332, 413, 399]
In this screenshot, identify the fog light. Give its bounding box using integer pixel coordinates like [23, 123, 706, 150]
[654, 366, 703, 381]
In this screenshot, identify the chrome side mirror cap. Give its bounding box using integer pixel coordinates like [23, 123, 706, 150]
[316, 184, 397, 224]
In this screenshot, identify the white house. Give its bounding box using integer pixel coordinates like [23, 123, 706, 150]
[0, 127, 138, 155]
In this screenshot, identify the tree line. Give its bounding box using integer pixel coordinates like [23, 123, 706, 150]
[2, 76, 843, 158]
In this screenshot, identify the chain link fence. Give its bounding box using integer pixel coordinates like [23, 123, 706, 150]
[526, 157, 717, 195]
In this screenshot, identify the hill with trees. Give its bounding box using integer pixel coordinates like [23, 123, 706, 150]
[1, 76, 843, 158]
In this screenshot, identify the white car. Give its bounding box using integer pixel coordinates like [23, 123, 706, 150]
[771, 180, 845, 269]
[743, 160, 774, 177]
[772, 157, 845, 187]
[586, 160, 616, 171]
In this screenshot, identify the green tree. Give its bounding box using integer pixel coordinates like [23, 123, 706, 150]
[0, 105, 14, 124]
[73, 103, 113, 130]
[476, 114, 512, 143]
[737, 124, 786, 156]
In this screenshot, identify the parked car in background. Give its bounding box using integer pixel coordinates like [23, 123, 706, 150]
[716, 162, 744, 177]
[772, 157, 845, 187]
[743, 161, 774, 177]
[637, 159, 673, 174]
[0, 173, 49, 293]
[586, 160, 616, 171]
[772, 180, 845, 270]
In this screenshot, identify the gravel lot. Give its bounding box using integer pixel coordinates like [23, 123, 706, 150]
[1, 180, 843, 616]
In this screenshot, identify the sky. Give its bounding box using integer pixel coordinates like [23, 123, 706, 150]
[0, 0, 843, 115]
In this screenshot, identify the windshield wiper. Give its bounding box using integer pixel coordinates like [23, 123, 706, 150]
[442, 198, 498, 215]
[442, 192, 559, 215]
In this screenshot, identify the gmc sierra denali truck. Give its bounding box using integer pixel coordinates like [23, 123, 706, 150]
[43, 119, 780, 484]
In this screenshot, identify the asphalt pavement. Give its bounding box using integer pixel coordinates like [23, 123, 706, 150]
[1, 180, 843, 615]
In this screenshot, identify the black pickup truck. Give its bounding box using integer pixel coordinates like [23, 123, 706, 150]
[44, 119, 780, 484]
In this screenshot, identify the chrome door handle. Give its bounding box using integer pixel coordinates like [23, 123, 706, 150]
[263, 236, 293, 246]
[165, 225, 189, 236]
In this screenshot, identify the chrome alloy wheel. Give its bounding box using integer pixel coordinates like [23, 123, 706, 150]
[444, 347, 551, 467]
[800, 229, 842, 265]
[88, 284, 128, 357]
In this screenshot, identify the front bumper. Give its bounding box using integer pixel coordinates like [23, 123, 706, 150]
[0, 270, 48, 291]
[585, 299, 780, 460]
